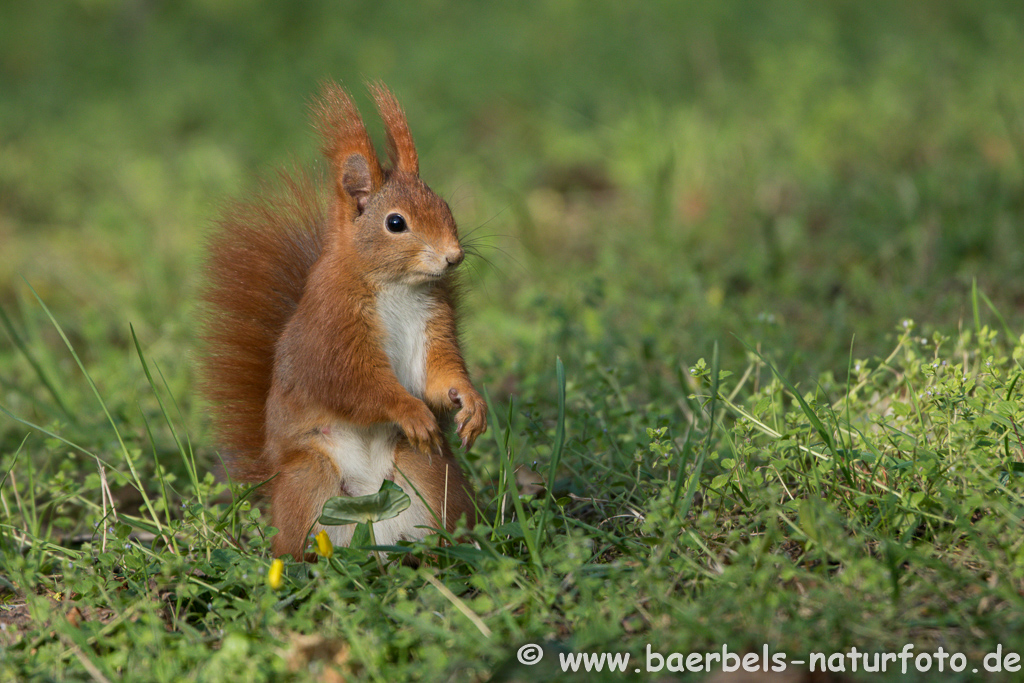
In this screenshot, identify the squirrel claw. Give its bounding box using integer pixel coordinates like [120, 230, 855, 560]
[451, 386, 487, 445]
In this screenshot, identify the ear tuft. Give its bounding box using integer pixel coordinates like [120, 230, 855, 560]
[368, 81, 419, 176]
[310, 81, 384, 213]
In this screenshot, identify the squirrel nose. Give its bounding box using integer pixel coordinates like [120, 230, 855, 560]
[446, 248, 465, 268]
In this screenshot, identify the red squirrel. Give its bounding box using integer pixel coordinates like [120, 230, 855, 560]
[199, 81, 486, 559]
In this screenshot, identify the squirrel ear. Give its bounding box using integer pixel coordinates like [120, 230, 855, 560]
[341, 155, 373, 213]
[368, 82, 419, 176]
[311, 81, 384, 214]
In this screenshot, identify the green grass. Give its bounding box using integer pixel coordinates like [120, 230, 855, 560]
[3, 1, 1024, 680]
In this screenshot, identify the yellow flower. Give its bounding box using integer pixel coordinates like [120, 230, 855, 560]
[315, 530, 334, 559]
[267, 558, 284, 590]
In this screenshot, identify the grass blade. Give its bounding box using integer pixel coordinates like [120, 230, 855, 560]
[484, 387, 543, 577]
[0, 302, 75, 423]
[22, 279, 166, 538]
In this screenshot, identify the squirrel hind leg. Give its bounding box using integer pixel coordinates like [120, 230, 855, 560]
[393, 441, 477, 535]
[269, 445, 342, 560]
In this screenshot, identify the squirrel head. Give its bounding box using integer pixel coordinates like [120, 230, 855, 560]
[312, 81, 463, 287]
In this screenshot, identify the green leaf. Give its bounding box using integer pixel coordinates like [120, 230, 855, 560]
[350, 523, 372, 548]
[318, 480, 411, 526]
[998, 462, 1024, 486]
[709, 473, 731, 490]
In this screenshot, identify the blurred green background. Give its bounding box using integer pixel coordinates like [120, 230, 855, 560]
[2, 0, 1024, 442]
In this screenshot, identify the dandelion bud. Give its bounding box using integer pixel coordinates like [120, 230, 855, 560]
[315, 530, 334, 559]
[267, 559, 284, 590]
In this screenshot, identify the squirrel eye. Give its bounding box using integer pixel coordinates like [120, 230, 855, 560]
[385, 213, 408, 233]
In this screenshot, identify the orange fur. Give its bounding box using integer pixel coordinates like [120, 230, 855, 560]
[198, 82, 485, 559]
[369, 81, 419, 175]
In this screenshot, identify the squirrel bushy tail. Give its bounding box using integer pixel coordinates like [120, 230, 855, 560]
[198, 171, 326, 483]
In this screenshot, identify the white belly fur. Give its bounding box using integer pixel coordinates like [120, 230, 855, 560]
[320, 422, 435, 547]
[322, 283, 435, 547]
[376, 282, 433, 398]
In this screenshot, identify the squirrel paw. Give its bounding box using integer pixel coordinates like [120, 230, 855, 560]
[400, 399, 443, 456]
[449, 386, 487, 451]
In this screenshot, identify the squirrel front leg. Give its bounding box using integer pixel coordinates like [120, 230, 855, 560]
[424, 309, 487, 450]
[281, 308, 445, 456]
[342, 366, 443, 456]
[380, 382, 445, 456]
